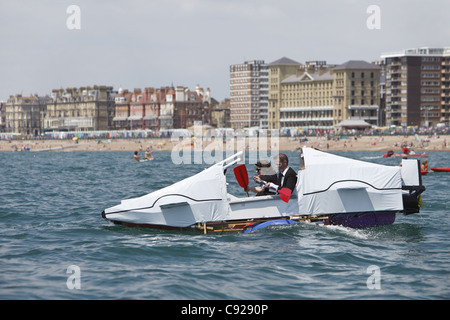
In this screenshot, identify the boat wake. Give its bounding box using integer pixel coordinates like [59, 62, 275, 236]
[360, 156, 381, 160]
[322, 224, 370, 240]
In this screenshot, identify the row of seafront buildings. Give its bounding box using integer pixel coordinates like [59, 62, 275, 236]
[0, 84, 225, 137]
[1, 46, 450, 137]
[230, 47, 450, 131]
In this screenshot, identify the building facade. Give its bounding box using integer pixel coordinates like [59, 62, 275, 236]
[171, 86, 212, 129]
[267, 57, 302, 130]
[230, 60, 268, 129]
[45, 86, 116, 132]
[279, 61, 335, 129]
[0, 102, 6, 132]
[143, 87, 163, 131]
[381, 47, 450, 127]
[332, 61, 381, 127]
[113, 88, 132, 129]
[211, 98, 231, 128]
[113, 85, 213, 131]
[5, 94, 49, 136]
[266, 58, 381, 130]
[128, 88, 145, 130]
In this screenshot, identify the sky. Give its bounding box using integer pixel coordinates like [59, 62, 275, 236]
[1, 0, 450, 102]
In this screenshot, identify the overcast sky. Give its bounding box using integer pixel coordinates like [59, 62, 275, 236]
[1, 0, 449, 102]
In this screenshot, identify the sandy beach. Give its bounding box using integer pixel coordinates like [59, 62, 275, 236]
[1, 134, 449, 153]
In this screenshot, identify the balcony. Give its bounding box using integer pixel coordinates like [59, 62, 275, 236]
[279, 106, 333, 112]
[388, 61, 402, 66]
[348, 105, 379, 111]
[349, 116, 378, 122]
[64, 117, 94, 128]
[280, 117, 334, 123]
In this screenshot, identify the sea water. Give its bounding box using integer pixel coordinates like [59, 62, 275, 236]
[0, 150, 449, 300]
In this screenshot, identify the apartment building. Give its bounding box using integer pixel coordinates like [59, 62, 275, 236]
[229, 60, 268, 129]
[45, 86, 116, 132]
[381, 47, 450, 127]
[4, 94, 49, 136]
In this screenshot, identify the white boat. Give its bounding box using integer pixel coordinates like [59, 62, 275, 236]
[102, 147, 426, 233]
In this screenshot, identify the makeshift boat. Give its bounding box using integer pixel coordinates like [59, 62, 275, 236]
[102, 147, 426, 233]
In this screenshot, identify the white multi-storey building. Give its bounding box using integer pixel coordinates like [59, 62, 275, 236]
[229, 60, 268, 129]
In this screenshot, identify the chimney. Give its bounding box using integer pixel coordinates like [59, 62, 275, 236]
[318, 66, 326, 76]
[176, 86, 185, 102]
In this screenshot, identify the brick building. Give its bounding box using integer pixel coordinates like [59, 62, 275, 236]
[381, 47, 450, 127]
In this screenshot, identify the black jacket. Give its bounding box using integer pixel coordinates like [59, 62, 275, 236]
[265, 167, 298, 192]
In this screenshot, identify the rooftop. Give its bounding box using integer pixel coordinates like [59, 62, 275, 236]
[333, 60, 380, 70]
[268, 56, 301, 66]
[381, 46, 450, 58]
[282, 70, 334, 83]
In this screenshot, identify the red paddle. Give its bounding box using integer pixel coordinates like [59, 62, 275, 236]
[234, 164, 249, 197]
[278, 188, 292, 203]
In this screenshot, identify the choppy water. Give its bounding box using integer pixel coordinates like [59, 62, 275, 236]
[0, 150, 449, 300]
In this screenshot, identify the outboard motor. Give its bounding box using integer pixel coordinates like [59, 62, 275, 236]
[401, 159, 426, 215]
